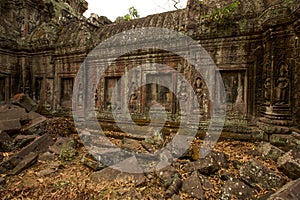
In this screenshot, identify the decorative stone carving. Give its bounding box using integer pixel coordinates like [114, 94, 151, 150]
[78, 82, 83, 106]
[178, 80, 188, 102]
[128, 82, 138, 112]
[192, 77, 208, 114]
[275, 63, 289, 105]
[264, 77, 271, 104]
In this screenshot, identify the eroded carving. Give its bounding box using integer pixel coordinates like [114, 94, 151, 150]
[275, 63, 289, 105]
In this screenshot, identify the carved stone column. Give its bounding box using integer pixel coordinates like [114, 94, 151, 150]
[258, 30, 293, 134]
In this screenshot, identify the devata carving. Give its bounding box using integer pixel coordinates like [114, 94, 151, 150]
[264, 78, 271, 104]
[193, 77, 208, 113]
[128, 82, 138, 112]
[275, 63, 289, 105]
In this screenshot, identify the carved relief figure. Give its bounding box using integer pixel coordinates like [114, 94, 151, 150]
[231, 80, 238, 104]
[275, 64, 289, 105]
[193, 77, 207, 112]
[264, 77, 271, 103]
[45, 81, 52, 111]
[129, 82, 138, 112]
[78, 82, 83, 106]
[24, 80, 31, 95]
[179, 80, 188, 101]
[224, 77, 238, 104]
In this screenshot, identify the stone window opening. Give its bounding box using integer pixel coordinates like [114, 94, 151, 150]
[34, 77, 43, 102]
[145, 73, 174, 113]
[104, 76, 121, 111]
[0, 77, 5, 103]
[60, 77, 74, 107]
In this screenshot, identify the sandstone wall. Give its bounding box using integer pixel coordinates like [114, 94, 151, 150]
[0, 0, 299, 131]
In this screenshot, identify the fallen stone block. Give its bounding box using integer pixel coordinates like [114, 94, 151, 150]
[91, 167, 145, 187]
[209, 150, 229, 169]
[38, 151, 56, 162]
[49, 137, 75, 155]
[240, 159, 287, 190]
[12, 93, 38, 112]
[89, 145, 134, 167]
[0, 119, 21, 132]
[7, 152, 38, 175]
[90, 167, 121, 182]
[21, 116, 47, 135]
[221, 178, 256, 199]
[256, 142, 285, 162]
[278, 149, 300, 180]
[0, 105, 28, 122]
[267, 177, 300, 200]
[156, 165, 180, 188]
[121, 138, 141, 151]
[12, 134, 37, 150]
[49, 137, 77, 161]
[36, 168, 56, 177]
[165, 178, 182, 199]
[182, 171, 213, 199]
[186, 154, 219, 176]
[0, 131, 13, 151]
[185, 150, 228, 176]
[0, 134, 54, 174]
[81, 153, 106, 171]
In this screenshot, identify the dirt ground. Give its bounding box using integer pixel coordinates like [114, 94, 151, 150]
[0, 131, 288, 200]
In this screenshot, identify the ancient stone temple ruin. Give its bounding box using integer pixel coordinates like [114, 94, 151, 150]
[0, 0, 299, 134]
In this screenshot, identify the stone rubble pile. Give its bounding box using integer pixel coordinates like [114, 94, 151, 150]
[84, 139, 300, 199]
[0, 94, 77, 183]
[1, 95, 300, 199]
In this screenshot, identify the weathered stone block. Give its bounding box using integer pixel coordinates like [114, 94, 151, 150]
[0, 131, 13, 151]
[12, 93, 38, 112]
[38, 151, 56, 162]
[12, 134, 37, 150]
[81, 153, 106, 171]
[256, 142, 285, 162]
[165, 178, 182, 198]
[0, 105, 27, 122]
[0, 119, 21, 132]
[8, 152, 38, 175]
[221, 178, 256, 200]
[156, 165, 180, 188]
[49, 137, 76, 155]
[267, 177, 300, 200]
[240, 159, 287, 190]
[182, 171, 213, 199]
[121, 138, 141, 151]
[0, 134, 54, 174]
[36, 168, 56, 177]
[278, 149, 300, 180]
[21, 116, 47, 135]
[186, 150, 228, 176]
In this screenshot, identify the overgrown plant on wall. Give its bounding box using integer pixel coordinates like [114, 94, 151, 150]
[200, 1, 240, 24]
[116, 6, 140, 22]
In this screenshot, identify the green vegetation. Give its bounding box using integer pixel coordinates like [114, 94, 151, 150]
[116, 6, 140, 22]
[59, 139, 77, 161]
[201, 1, 240, 24]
